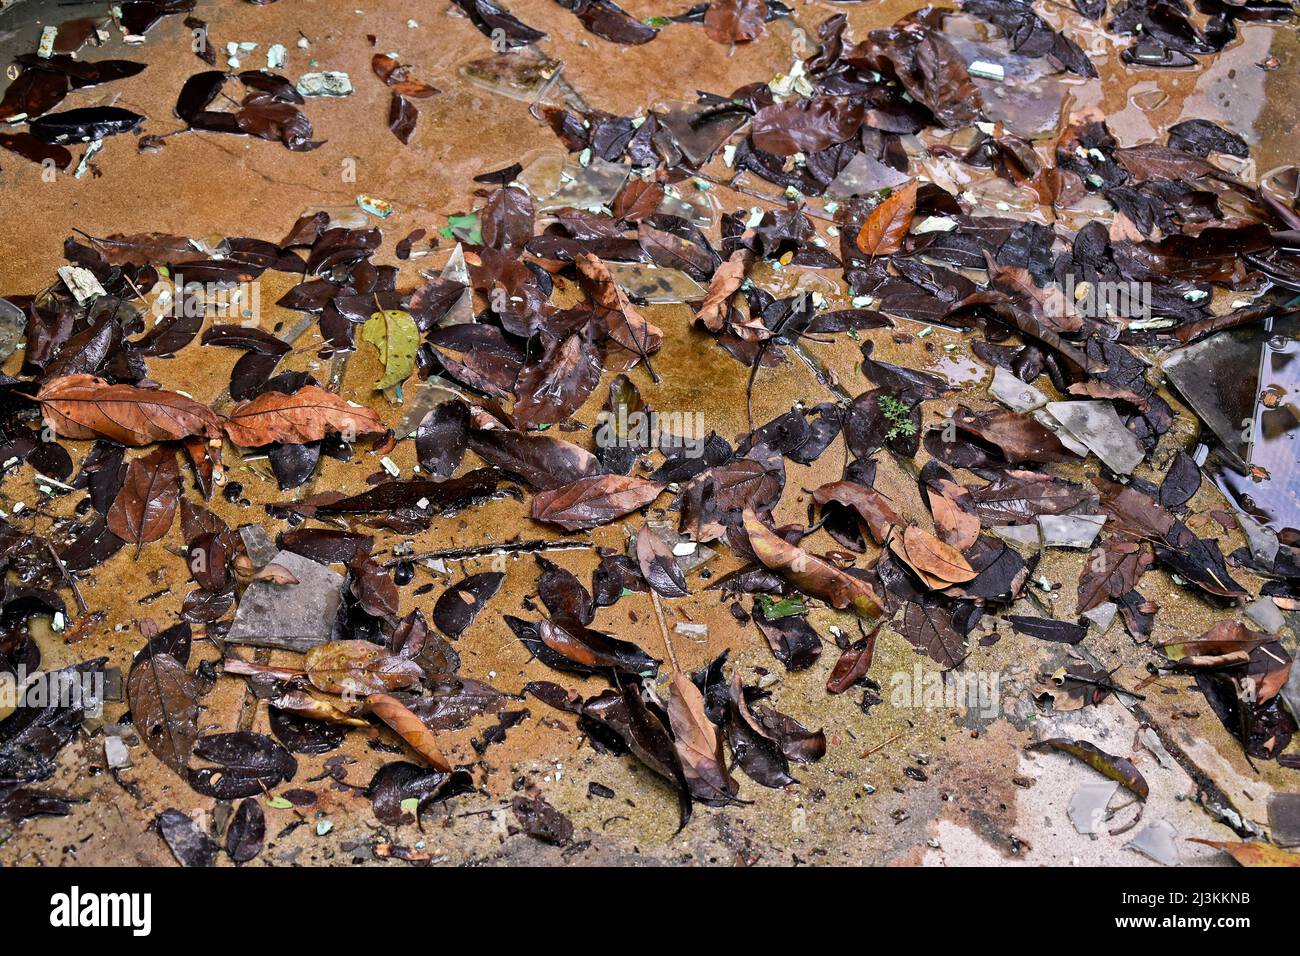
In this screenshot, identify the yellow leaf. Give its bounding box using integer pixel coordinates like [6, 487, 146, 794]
[362, 309, 419, 392]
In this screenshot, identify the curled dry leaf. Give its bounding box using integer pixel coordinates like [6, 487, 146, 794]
[695, 248, 752, 332]
[1026, 737, 1149, 799]
[635, 524, 689, 598]
[531, 474, 665, 531]
[305, 640, 424, 695]
[812, 480, 902, 545]
[270, 690, 368, 727]
[1186, 839, 1300, 867]
[222, 385, 385, 447]
[38, 374, 222, 446]
[366, 693, 452, 772]
[742, 508, 882, 620]
[890, 524, 978, 587]
[665, 671, 738, 804]
[575, 252, 663, 376]
[250, 562, 300, 585]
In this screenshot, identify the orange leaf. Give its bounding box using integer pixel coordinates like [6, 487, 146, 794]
[366, 692, 452, 772]
[899, 524, 978, 585]
[1187, 839, 1300, 867]
[38, 374, 222, 446]
[222, 385, 385, 447]
[855, 180, 918, 257]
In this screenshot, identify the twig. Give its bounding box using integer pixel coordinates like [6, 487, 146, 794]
[649, 588, 679, 672]
[383, 537, 589, 568]
[859, 731, 903, 759]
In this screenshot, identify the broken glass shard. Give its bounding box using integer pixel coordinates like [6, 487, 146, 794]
[296, 72, 353, 97]
[459, 49, 586, 110]
[1124, 819, 1181, 866]
[0, 297, 26, 364]
[989, 365, 1047, 412]
[1044, 401, 1146, 474]
[1068, 781, 1118, 835]
[1038, 514, 1106, 549]
[604, 261, 706, 304]
[395, 376, 466, 440]
[538, 158, 630, 213]
[654, 100, 746, 168]
[826, 152, 913, 201]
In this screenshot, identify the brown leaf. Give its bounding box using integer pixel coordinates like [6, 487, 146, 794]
[812, 480, 902, 545]
[694, 249, 751, 332]
[511, 332, 602, 427]
[703, 0, 768, 44]
[106, 447, 181, 548]
[635, 524, 688, 598]
[128, 652, 199, 775]
[827, 626, 879, 694]
[928, 487, 981, 551]
[305, 640, 423, 695]
[38, 374, 222, 446]
[366, 693, 452, 772]
[855, 180, 918, 257]
[222, 385, 385, 446]
[751, 96, 863, 156]
[893, 524, 977, 586]
[743, 508, 882, 620]
[665, 671, 738, 803]
[575, 253, 663, 374]
[530, 475, 665, 531]
[1026, 737, 1149, 799]
[251, 562, 300, 585]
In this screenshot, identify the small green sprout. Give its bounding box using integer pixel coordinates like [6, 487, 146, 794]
[878, 394, 917, 441]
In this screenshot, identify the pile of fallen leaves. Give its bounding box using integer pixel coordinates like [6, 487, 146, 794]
[2, 0, 1299, 867]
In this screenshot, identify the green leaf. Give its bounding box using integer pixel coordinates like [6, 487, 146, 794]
[756, 594, 808, 620]
[362, 309, 419, 392]
[439, 213, 482, 245]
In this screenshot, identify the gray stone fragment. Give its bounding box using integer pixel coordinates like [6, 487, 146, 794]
[989, 365, 1047, 412]
[1267, 792, 1300, 847]
[238, 524, 280, 568]
[1045, 401, 1146, 474]
[1038, 513, 1106, 549]
[1244, 597, 1285, 635]
[225, 550, 344, 652]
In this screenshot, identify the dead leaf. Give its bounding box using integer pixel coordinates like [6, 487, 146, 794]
[855, 180, 918, 257]
[38, 374, 222, 446]
[665, 671, 738, 804]
[305, 640, 424, 695]
[106, 447, 181, 549]
[743, 508, 882, 620]
[366, 693, 452, 772]
[1027, 737, 1149, 799]
[222, 385, 385, 446]
[1186, 839, 1300, 867]
[531, 475, 665, 531]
